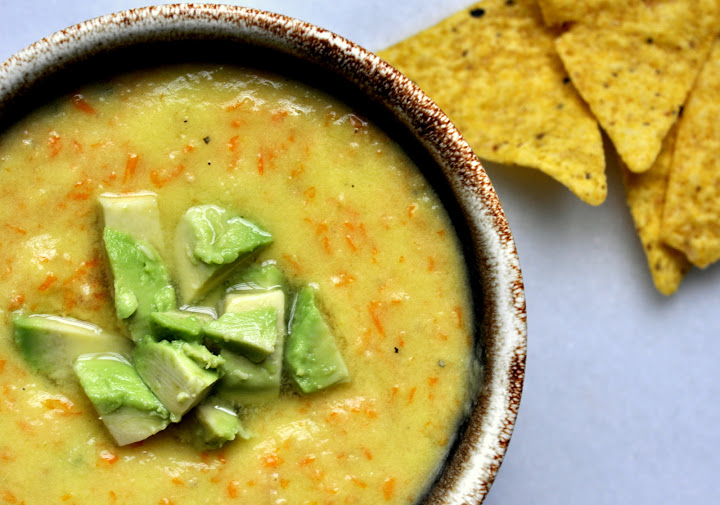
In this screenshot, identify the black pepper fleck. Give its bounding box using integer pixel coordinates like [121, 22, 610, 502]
[678, 105, 684, 117]
[207, 162, 211, 165]
[536, 132, 545, 140]
[506, 0, 515, 5]
[646, 37, 654, 44]
[563, 77, 570, 84]
[585, 172, 591, 180]
[203, 136, 211, 144]
[394, 347, 399, 353]
[470, 8, 485, 18]
[462, 49, 469, 57]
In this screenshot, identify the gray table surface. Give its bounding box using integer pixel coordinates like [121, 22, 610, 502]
[2, 1, 719, 503]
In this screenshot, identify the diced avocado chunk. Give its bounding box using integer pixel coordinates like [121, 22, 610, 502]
[173, 205, 272, 304]
[103, 228, 176, 341]
[133, 338, 218, 422]
[73, 353, 169, 446]
[203, 308, 278, 363]
[13, 314, 132, 382]
[179, 341, 225, 370]
[214, 290, 286, 405]
[285, 286, 349, 394]
[191, 397, 242, 450]
[99, 192, 165, 255]
[149, 310, 212, 344]
[226, 261, 289, 299]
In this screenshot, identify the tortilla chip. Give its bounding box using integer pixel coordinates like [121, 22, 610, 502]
[622, 125, 690, 295]
[552, 0, 720, 173]
[537, 0, 640, 27]
[378, 0, 606, 205]
[662, 37, 720, 269]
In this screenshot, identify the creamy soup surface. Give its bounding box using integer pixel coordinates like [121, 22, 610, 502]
[0, 65, 476, 505]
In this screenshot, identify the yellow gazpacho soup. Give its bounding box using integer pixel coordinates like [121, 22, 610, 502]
[0, 65, 476, 505]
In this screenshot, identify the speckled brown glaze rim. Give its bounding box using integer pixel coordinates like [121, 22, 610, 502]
[0, 4, 527, 504]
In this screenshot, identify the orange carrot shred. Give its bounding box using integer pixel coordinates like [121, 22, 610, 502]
[304, 186, 316, 200]
[60, 494, 73, 502]
[261, 452, 283, 468]
[280, 478, 290, 489]
[123, 153, 138, 184]
[345, 235, 358, 251]
[72, 93, 96, 114]
[8, 294, 24, 311]
[227, 480, 240, 498]
[408, 387, 417, 404]
[2, 490, 17, 503]
[228, 135, 239, 151]
[368, 301, 385, 337]
[382, 478, 396, 501]
[363, 448, 373, 460]
[408, 203, 418, 218]
[428, 377, 439, 386]
[5, 224, 26, 235]
[299, 455, 316, 466]
[158, 499, 174, 505]
[150, 164, 184, 189]
[48, 132, 62, 157]
[323, 237, 331, 254]
[171, 477, 184, 486]
[38, 273, 58, 292]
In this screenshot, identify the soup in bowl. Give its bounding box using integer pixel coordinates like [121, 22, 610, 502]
[0, 5, 526, 505]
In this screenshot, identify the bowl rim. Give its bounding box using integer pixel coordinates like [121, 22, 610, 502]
[0, 4, 527, 504]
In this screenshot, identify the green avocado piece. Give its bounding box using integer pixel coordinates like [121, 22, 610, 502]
[103, 228, 177, 341]
[191, 397, 243, 450]
[149, 310, 213, 344]
[179, 341, 225, 370]
[133, 338, 218, 422]
[173, 205, 272, 304]
[226, 261, 289, 299]
[285, 286, 349, 394]
[98, 192, 165, 255]
[203, 308, 278, 363]
[73, 353, 169, 445]
[13, 314, 132, 383]
[214, 290, 286, 405]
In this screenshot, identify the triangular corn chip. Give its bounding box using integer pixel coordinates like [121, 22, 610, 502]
[662, 37, 720, 269]
[622, 125, 690, 295]
[378, 0, 606, 205]
[551, 0, 720, 173]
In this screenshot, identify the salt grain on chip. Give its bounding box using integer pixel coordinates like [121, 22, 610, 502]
[378, 0, 606, 205]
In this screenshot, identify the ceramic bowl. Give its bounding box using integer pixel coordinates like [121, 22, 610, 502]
[0, 4, 527, 503]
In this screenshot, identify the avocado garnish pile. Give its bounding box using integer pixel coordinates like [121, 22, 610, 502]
[12, 192, 349, 449]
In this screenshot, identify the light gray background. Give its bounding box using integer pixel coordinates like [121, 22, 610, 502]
[2, 1, 719, 503]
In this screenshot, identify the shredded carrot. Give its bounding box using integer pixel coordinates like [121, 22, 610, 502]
[437, 229, 446, 236]
[261, 452, 283, 468]
[48, 132, 62, 156]
[428, 377, 439, 386]
[257, 151, 264, 175]
[158, 499, 174, 505]
[98, 450, 118, 464]
[183, 144, 195, 154]
[227, 135, 239, 152]
[280, 478, 290, 489]
[391, 385, 399, 397]
[363, 448, 373, 460]
[108, 491, 117, 503]
[72, 93, 96, 114]
[8, 294, 24, 311]
[60, 493, 73, 501]
[5, 224, 26, 235]
[368, 301, 385, 337]
[123, 153, 138, 184]
[72, 140, 83, 153]
[171, 477, 184, 486]
[345, 235, 358, 251]
[227, 480, 240, 498]
[43, 397, 79, 416]
[281, 254, 303, 273]
[2, 490, 17, 503]
[150, 164, 184, 188]
[299, 455, 316, 466]
[408, 387, 417, 405]
[231, 119, 243, 127]
[272, 108, 288, 121]
[290, 166, 305, 179]
[408, 203, 418, 218]
[323, 237, 331, 254]
[315, 222, 328, 235]
[350, 476, 368, 488]
[427, 257, 436, 271]
[38, 273, 58, 292]
[382, 478, 396, 501]
[331, 272, 355, 287]
[304, 186, 316, 200]
[246, 480, 255, 487]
